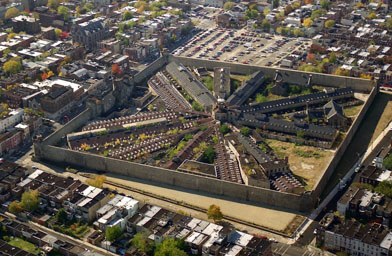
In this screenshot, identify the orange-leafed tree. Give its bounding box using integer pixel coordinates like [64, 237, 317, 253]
[41, 72, 48, 80]
[112, 63, 123, 75]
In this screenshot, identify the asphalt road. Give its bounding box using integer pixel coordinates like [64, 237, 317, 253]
[272, 242, 321, 256]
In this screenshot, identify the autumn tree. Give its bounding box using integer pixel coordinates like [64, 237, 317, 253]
[324, 20, 335, 28]
[207, 204, 223, 222]
[5, 7, 19, 20]
[21, 190, 39, 212]
[306, 53, 316, 63]
[303, 18, 313, 28]
[3, 58, 22, 75]
[334, 66, 349, 76]
[9, 201, 22, 214]
[112, 63, 123, 75]
[55, 28, 62, 39]
[41, 72, 48, 80]
[86, 175, 106, 188]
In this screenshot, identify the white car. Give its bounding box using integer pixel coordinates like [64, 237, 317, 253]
[269, 238, 278, 243]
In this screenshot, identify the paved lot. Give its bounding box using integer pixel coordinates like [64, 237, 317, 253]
[272, 243, 321, 256]
[174, 25, 310, 68]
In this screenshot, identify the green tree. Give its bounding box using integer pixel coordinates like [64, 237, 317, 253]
[127, 21, 136, 29]
[200, 146, 215, 164]
[105, 226, 123, 242]
[123, 10, 133, 20]
[223, 1, 235, 10]
[207, 204, 223, 222]
[329, 52, 337, 64]
[56, 208, 67, 224]
[293, 29, 304, 37]
[9, 201, 22, 214]
[383, 154, 392, 170]
[132, 232, 154, 254]
[21, 190, 39, 212]
[311, 9, 322, 20]
[3, 59, 22, 75]
[320, 0, 329, 9]
[57, 6, 70, 20]
[324, 20, 335, 28]
[219, 124, 230, 134]
[5, 7, 19, 20]
[246, 8, 259, 19]
[240, 127, 251, 137]
[387, 19, 392, 30]
[375, 181, 392, 198]
[47, 0, 61, 10]
[154, 238, 187, 256]
[260, 19, 270, 31]
[296, 130, 305, 139]
[84, 2, 94, 11]
[192, 101, 203, 111]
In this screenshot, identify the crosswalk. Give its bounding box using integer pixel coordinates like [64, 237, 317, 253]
[272, 243, 322, 256]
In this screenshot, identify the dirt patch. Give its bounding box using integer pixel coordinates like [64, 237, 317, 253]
[265, 139, 334, 190]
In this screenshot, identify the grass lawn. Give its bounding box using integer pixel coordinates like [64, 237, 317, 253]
[9, 237, 41, 255]
[230, 74, 251, 82]
[343, 105, 363, 117]
[53, 222, 90, 239]
[201, 76, 213, 92]
[265, 139, 334, 190]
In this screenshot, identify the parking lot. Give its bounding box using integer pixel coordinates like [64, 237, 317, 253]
[173, 25, 311, 67]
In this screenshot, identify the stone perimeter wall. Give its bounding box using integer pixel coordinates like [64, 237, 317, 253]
[34, 55, 377, 213]
[312, 86, 378, 198]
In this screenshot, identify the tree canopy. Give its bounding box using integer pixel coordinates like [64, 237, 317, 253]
[47, 0, 61, 10]
[105, 225, 123, 242]
[5, 7, 19, 20]
[303, 18, 313, 28]
[21, 190, 39, 212]
[86, 175, 106, 188]
[383, 154, 392, 170]
[154, 238, 187, 256]
[240, 127, 251, 137]
[207, 204, 223, 222]
[324, 20, 335, 28]
[57, 6, 70, 20]
[3, 59, 22, 75]
[223, 1, 235, 10]
[132, 232, 154, 254]
[9, 201, 22, 214]
[56, 208, 67, 224]
[219, 124, 230, 134]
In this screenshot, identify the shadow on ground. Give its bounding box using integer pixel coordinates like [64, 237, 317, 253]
[321, 92, 392, 198]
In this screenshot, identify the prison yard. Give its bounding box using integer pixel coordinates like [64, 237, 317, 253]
[65, 60, 368, 195]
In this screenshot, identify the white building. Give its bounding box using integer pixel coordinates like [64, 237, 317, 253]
[0, 108, 24, 133]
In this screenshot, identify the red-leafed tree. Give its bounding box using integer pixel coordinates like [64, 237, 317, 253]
[306, 53, 316, 64]
[309, 43, 327, 54]
[41, 72, 48, 80]
[61, 31, 69, 39]
[112, 63, 123, 75]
